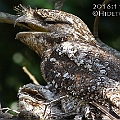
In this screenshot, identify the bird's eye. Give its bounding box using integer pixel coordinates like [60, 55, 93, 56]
[45, 20, 71, 25]
[45, 20, 56, 24]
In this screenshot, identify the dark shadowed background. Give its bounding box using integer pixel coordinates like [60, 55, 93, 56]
[0, 0, 120, 109]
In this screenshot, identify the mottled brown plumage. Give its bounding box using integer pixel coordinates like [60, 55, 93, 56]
[15, 5, 120, 119]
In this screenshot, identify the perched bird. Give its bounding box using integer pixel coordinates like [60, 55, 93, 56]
[15, 5, 120, 119]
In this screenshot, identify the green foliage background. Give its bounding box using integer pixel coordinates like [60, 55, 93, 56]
[0, 0, 120, 109]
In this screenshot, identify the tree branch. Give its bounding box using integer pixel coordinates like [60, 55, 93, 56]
[93, 0, 111, 38]
[22, 66, 40, 85]
[0, 12, 31, 29]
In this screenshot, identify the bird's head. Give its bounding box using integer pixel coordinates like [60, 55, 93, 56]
[15, 5, 96, 56]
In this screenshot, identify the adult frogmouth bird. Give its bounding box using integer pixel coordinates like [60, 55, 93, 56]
[15, 5, 120, 119]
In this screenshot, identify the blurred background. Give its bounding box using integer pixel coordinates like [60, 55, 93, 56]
[0, 0, 120, 110]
